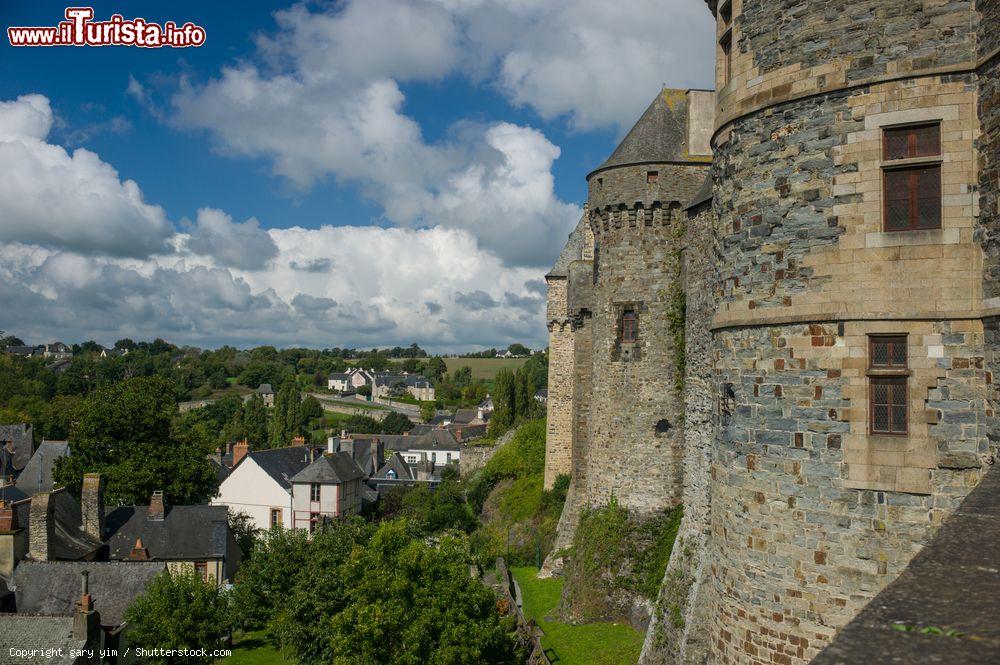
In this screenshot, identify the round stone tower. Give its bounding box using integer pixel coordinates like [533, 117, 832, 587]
[702, 1, 997, 663]
[579, 88, 712, 512]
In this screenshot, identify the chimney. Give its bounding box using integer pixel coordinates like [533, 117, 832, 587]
[309, 447, 318, 463]
[370, 440, 381, 475]
[0, 500, 27, 580]
[233, 439, 249, 467]
[292, 435, 306, 446]
[28, 492, 55, 561]
[226, 442, 233, 456]
[129, 537, 150, 560]
[340, 429, 347, 438]
[148, 491, 166, 521]
[73, 571, 101, 645]
[327, 437, 336, 455]
[80, 473, 105, 541]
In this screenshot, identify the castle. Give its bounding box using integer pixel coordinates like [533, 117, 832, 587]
[543, 1, 1000, 663]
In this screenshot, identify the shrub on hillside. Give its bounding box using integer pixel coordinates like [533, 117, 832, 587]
[467, 418, 545, 514]
[560, 500, 683, 624]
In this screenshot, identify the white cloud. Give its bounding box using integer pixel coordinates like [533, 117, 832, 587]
[184, 208, 279, 270]
[0, 94, 174, 258]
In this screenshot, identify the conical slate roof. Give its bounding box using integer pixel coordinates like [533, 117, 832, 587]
[591, 88, 706, 176]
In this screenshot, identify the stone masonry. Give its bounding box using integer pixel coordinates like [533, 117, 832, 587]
[545, 0, 999, 663]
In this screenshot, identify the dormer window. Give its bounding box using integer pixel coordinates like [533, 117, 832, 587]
[386, 470, 397, 479]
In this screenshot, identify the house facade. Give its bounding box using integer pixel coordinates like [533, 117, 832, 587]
[211, 442, 323, 532]
[289, 452, 365, 532]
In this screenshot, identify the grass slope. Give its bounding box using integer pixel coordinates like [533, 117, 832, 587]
[511, 567, 644, 665]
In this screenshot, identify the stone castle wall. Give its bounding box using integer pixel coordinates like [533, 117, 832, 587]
[583, 163, 707, 512]
[698, 1, 996, 663]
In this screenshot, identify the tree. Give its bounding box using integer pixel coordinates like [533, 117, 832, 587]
[268, 380, 302, 446]
[275, 520, 519, 664]
[356, 384, 372, 397]
[231, 527, 314, 630]
[300, 395, 324, 427]
[124, 571, 231, 665]
[425, 357, 447, 382]
[507, 343, 531, 357]
[228, 510, 260, 561]
[452, 366, 473, 390]
[420, 402, 436, 423]
[53, 376, 217, 505]
[242, 394, 268, 446]
[379, 411, 413, 435]
[400, 357, 422, 374]
[489, 368, 516, 435]
[515, 369, 535, 420]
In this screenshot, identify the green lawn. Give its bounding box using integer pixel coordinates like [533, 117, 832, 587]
[443, 357, 529, 381]
[219, 631, 288, 664]
[511, 567, 644, 665]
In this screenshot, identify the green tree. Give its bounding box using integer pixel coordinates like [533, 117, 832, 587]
[489, 368, 516, 435]
[379, 411, 413, 434]
[356, 384, 372, 397]
[300, 395, 324, 427]
[242, 394, 268, 446]
[124, 571, 231, 665]
[268, 380, 302, 447]
[53, 376, 217, 505]
[514, 369, 535, 421]
[425, 356, 447, 382]
[277, 520, 519, 665]
[507, 343, 530, 356]
[420, 402, 436, 422]
[231, 527, 314, 629]
[228, 510, 260, 561]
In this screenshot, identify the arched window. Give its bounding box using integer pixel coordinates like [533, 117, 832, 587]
[621, 310, 638, 343]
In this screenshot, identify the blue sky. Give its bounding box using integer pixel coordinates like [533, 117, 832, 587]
[0, 0, 714, 351]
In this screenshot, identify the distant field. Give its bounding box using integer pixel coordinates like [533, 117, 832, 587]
[443, 357, 528, 381]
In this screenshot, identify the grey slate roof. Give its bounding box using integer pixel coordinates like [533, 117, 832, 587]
[104, 504, 229, 561]
[0, 424, 34, 472]
[15, 441, 69, 496]
[328, 372, 351, 380]
[257, 383, 274, 394]
[685, 174, 714, 210]
[591, 88, 708, 176]
[0, 615, 84, 663]
[453, 409, 478, 424]
[13, 561, 165, 627]
[242, 445, 320, 490]
[14, 490, 103, 560]
[546, 214, 589, 278]
[290, 452, 365, 484]
[374, 453, 415, 481]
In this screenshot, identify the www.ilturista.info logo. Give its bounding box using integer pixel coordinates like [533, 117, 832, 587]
[8, 7, 206, 48]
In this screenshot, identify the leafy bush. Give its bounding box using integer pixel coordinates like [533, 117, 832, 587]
[467, 418, 545, 513]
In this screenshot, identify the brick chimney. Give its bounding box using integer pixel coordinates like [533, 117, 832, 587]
[28, 492, 55, 561]
[129, 537, 150, 560]
[73, 571, 101, 645]
[80, 473, 105, 541]
[148, 491, 166, 521]
[0, 500, 27, 580]
[292, 435, 306, 446]
[233, 439, 249, 467]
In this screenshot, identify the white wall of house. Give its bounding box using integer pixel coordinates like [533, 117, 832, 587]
[328, 378, 350, 391]
[401, 448, 460, 465]
[211, 459, 291, 532]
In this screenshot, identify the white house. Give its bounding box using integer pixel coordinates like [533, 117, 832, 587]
[289, 452, 365, 533]
[211, 441, 322, 532]
[327, 372, 353, 392]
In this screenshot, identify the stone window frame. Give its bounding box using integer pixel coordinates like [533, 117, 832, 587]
[881, 122, 943, 232]
[270, 507, 283, 527]
[717, 0, 734, 90]
[611, 301, 645, 362]
[867, 334, 911, 437]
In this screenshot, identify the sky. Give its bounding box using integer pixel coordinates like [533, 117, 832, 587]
[0, 0, 715, 352]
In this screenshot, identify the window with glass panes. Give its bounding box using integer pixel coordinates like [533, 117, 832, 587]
[882, 124, 941, 232]
[869, 335, 908, 435]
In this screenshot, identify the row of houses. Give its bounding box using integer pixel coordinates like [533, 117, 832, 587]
[3, 342, 73, 361]
[212, 423, 469, 533]
[327, 368, 435, 401]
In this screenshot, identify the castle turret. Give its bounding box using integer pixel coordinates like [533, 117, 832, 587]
[687, 1, 998, 664]
[543, 89, 714, 562]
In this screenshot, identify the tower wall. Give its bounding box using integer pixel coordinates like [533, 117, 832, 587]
[703, 1, 995, 663]
[544, 278, 575, 488]
[583, 163, 708, 512]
